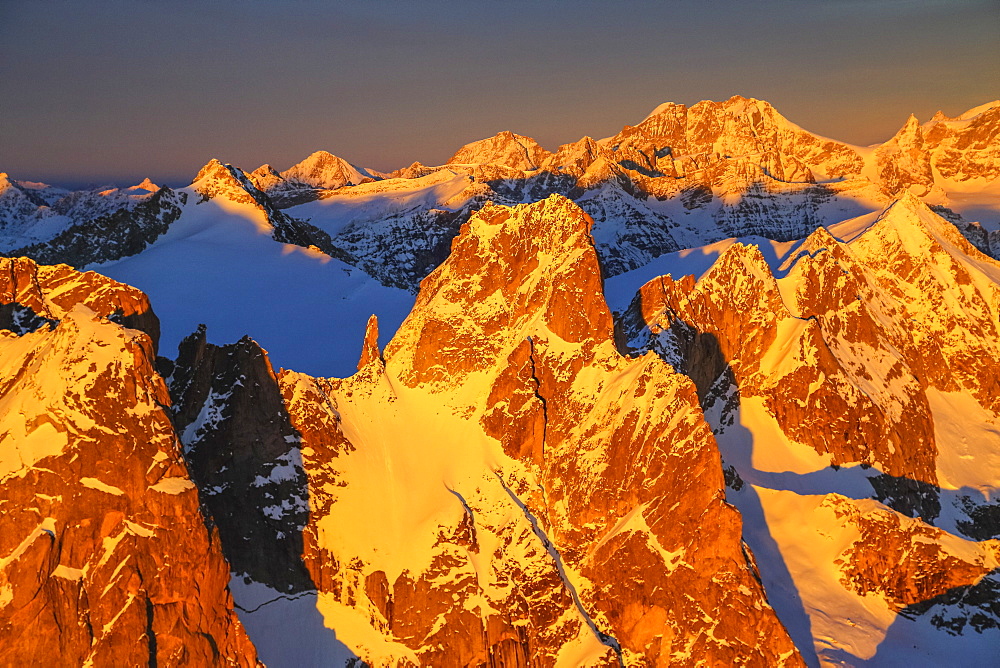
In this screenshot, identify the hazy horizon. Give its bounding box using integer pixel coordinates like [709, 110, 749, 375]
[2, 0, 998, 187]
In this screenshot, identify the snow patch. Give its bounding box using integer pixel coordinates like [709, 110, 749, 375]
[150, 477, 196, 495]
[928, 388, 1000, 497]
[80, 477, 124, 496]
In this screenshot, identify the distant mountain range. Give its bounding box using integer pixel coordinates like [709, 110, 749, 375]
[1, 97, 999, 667]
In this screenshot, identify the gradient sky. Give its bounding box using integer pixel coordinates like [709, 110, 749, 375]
[2, 0, 998, 187]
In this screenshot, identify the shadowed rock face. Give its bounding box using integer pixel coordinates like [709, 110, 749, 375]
[0, 264, 257, 665]
[164, 326, 313, 594]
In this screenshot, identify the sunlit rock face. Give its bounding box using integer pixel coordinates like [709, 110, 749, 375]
[0, 255, 160, 347]
[620, 194, 1000, 664]
[924, 103, 1000, 183]
[605, 96, 864, 185]
[0, 261, 257, 666]
[180, 195, 803, 665]
[876, 115, 935, 196]
[622, 194, 1000, 486]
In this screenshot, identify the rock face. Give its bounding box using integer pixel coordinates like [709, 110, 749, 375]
[924, 102, 1000, 183]
[831, 497, 1000, 613]
[185, 195, 803, 665]
[162, 327, 313, 594]
[10, 186, 186, 270]
[380, 194, 802, 665]
[0, 172, 52, 229]
[877, 115, 934, 196]
[1, 255, 160, 348]
[448, 131, 550, 171]
[622, 194, 1000, 487]
[0, 172, 185, 269]
[321, 179, 478, 289]
[619, 193, 1000, 663]
[357, 314, 381, 370]
[0, 260, 257, 666]
[122, 190, 997, 666]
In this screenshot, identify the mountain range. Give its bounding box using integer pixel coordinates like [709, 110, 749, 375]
[1, 96, 998, 666]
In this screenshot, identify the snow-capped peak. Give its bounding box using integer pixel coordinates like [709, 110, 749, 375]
[250, 164, 282, 178]
[446, 130, 550, 171]
[897, 113, 922, 134]
[128, 177, 160, 193]
[957, 100, 1000, 121]
[639, 100, 686, 124]
[188, 159, 264, 206]
[280, 150, 373, 190]
[191, 158, 232, 185]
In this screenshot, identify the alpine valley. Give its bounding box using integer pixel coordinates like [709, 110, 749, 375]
[1, 96, 999, 667]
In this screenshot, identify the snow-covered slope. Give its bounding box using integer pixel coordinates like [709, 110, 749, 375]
[95, 174, 415, 377]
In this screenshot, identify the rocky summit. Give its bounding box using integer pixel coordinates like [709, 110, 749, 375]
[1, 97, 999, 666]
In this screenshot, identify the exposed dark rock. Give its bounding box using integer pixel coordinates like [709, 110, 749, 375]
[869, 473, 942, 522]
[166, 325, 313, 593]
